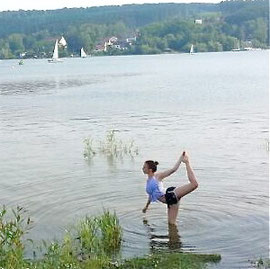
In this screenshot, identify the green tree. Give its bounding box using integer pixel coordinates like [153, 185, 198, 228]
[219, 35, 237, 51]
[207, 40, 223, 51]
[23, 35, 36, 50]
[0, 39, 12, 59]
[195, 42, 208, 52]
[8, 34, 25, 54]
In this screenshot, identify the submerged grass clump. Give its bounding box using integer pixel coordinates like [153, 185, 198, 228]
[0, 205, 221, 269]
[98, 211, 122, 253]
[83, 136, 96, 159]
[83, 130, 139, 160]
[251, 258, 270, 268]
[76, 211, 122, 259]
[99, 130, 139, 158]
[36, 211, 122, 268]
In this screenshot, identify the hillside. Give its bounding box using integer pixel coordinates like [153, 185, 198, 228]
[0, 3, 218, 38]
[0, 0, 268, 58]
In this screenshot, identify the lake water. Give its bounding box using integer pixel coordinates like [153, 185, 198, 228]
[0, 51, 268, 268]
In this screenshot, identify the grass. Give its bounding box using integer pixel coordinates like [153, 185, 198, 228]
[83, 137, 96, 159]
[0, 206, 221, 269]
[117, 252, 221, 269]
[0, 206, 32, 269]
[251, 258, 270, 268]
[76, 210, 122, 258]
[83, 130, 139, 160]
[97, 210, 122, 254]
[0, 206, 122, 269]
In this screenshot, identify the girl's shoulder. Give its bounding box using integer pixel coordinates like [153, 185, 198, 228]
[154, 173, 162, 181]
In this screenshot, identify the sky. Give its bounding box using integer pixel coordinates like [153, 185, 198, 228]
[0, 0, 220, 12]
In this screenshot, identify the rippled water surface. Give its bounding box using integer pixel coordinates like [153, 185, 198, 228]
[0, 52, 269, 268]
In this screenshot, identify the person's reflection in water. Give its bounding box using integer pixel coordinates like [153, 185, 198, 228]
[143, 218, 182, 252]
[168, 224, 181, 250]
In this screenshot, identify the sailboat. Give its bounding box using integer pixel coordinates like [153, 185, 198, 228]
[80, 47, 87, 58]
[189, 44, 194, 55]
[58, 36, 67, 48]
[48, 40, 63, 63]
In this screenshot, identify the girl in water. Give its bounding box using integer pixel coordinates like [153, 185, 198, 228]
[142, 151, 198, 225]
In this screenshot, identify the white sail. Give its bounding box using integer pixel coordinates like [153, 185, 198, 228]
[80, 47, 87, 58]
[48, 39, 63, 63]
[190, 44, 194, 54]
[52, 40, 59, 59]
[58, 36, 67, 48]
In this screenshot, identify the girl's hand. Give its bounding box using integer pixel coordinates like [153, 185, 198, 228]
[142, 207, 147, 213]
[180, 151, 189, 164]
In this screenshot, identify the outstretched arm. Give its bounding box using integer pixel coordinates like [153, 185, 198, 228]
[155, 151, 185, 181]
[142, 197, 151, 213]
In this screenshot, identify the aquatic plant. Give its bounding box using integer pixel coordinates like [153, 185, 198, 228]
[83, 136, 96, 159]
[0, 206, 32, 269]
[252, 258, 270, 268]
[99, 130, 138, 158]
[99, 130, 121, 157]
[83, 130, 139, 160]
[0, 205, 221, 269]
[77, 216, 101, 257]
[98, 210, 122, 254]
[77, 211, 122, 257]
[32, 212, 122, 268]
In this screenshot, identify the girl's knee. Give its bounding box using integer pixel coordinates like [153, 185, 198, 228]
[193, 181, 198, 190]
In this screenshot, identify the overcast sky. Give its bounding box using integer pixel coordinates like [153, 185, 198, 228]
[0, 0, 220, 12]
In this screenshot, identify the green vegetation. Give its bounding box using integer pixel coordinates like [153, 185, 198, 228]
[251, 258, 270, 268]
[0, 206, 122, 269]
[0, 206, 32, 269]
[83, 136, 96, 159]
[30, 210, 122, 268]
[0, 0, 268, 59]
[84, 130, 139, 160]
[118, 252, 221, 269]
[0, 205, 221, 268]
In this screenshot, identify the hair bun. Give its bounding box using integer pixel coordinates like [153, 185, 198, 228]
[154, 161, 159, 166]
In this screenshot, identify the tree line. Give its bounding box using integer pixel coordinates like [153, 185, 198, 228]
[0, 0, 268, 59]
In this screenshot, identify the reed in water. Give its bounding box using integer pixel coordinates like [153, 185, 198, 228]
[84, 130, 139, 160]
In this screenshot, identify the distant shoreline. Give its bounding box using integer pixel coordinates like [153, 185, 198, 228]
[1, 48, 268, 62]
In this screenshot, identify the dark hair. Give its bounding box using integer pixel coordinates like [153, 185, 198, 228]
[145, 160, 159, 172]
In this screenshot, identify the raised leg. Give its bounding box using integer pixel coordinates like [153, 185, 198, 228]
[174, 182, 198, 200]
[167, 153, 198, 224]
[174, 160, 198, 199]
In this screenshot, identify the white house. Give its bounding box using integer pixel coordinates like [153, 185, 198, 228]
[126, 37, 136, 44]
[194, 19, 203, 24]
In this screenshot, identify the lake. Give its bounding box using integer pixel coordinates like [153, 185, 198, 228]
[0, 51, 268, 268]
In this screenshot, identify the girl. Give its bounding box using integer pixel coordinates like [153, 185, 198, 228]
[142, 151, 198, 225]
